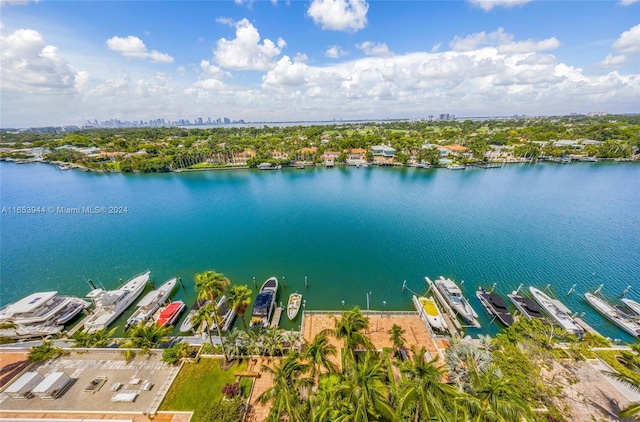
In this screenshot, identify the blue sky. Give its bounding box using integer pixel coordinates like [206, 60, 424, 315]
[1, 0, 638, 127]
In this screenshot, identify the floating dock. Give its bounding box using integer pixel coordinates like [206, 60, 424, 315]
[270, 306, 283, 328]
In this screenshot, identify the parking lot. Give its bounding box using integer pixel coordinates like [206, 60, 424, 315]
[0, 349, 180, 416]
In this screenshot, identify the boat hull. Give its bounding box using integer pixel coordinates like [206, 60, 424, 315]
[621, 298, 640, 317]
[529, 287, 583, 338]
[126, 277, 176, 330]
[287, 293, 302, 320]
[434, 277, 480, 327]
[413, 295, 445, 331]
[476, 289, 514, 326]
[250, 277, 278, 328]
[156, 301, 186, 327]
[585, 293, 640, 338]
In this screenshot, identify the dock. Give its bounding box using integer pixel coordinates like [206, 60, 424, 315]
[270, 306, 283, 328]
[425, 277, 461, 338]
[574, 317, 602, 337]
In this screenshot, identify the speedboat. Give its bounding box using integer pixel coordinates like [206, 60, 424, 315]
[507, 292, 547, 320]
[476, 288, 514, 326]
[412, 295, 445, 331]
[621, 298, 640, 317]
[585, 293, 640, 338]
[155, 300, 186, 327]
[125, 277, 176, 330]
[434, 277, 480, 327]
[447, 164, 466, 170]
[250, 277, 278, 328]
[0, 291, 89, 327]
[287, 292, 302, 320]
[83, 271, 150, 332]
[529, 287, 584, 338]
[215, 295, 236, 332]
[179, 299, 208, 333]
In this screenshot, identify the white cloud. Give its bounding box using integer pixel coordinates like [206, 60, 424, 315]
[450, 28, 559, 53]
[467, 0, 533, 11]
[1, 28, 86, 93]
[326, 44, 348, 58]
[177, 66, 187, 75]
[213, 18, 285, 70]
[619, 0, 639, 5]
[216, 17, 235, 27]
[307, 0, 368, 32]
[263, 55, 309, 87]
[599, 54, 628, 67]
[356, 41, 392, 56]
[106, 35, 174, 63]
[0, 0, 39, 7]
[200, 60, 231, 78]
[612, 24, 640, 54]
[430, 43, 442, 53]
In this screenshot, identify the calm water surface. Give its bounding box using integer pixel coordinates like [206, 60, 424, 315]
[1, 162, 638, 342]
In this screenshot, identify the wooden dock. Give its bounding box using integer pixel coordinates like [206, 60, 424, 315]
[574, 317, 602, 337]
[270, 306, 283, 328]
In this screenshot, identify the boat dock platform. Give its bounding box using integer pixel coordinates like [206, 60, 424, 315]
[270, 306, 283, 328]
[574, 317, 602, 337]
[425, 277, 461, 338]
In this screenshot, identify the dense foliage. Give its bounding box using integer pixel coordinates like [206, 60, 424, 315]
[2, 115, 638, 172]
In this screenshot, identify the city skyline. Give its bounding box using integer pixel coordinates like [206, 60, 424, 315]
[1, 0, 639, 128]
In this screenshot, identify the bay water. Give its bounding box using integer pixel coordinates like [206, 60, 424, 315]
[1, 162, 638, 342]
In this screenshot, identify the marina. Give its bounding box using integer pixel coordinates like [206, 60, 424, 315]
[1, 162, 639, 342]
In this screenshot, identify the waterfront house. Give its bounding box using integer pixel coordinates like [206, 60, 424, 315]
[271, 150, 290, 160]
[298, 147, 318, 162]
[322, 151, 340, 166]
[346, 148, 368, 166]
[371, 145, 395, 165]
[231, 149, 256, 166]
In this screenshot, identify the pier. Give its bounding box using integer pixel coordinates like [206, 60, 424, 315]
[425, 277, 462, 338]
[574, 317, 602, 337]
[270, 306, 283, 328]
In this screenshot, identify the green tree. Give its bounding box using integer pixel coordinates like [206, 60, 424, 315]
[322, 308, 374, 369]
[195, 270, 230, 361]
[227, 284, 252, 330]
[398, 346, 459, 421]
[387, 324, 406, 358]
[304, 331, 339, 378]
[29, 340, 64, 363]
[122, 323, 172, 353]
[71, 326, 117, 348]
[258, 350, 313, 422]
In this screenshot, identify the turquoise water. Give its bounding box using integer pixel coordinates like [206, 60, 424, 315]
[1, 162, 639, 342]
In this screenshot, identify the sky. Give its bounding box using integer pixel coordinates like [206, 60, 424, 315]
[0, 0, 639, 128]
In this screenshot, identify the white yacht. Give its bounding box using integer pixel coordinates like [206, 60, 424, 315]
[529, 287, 584, 338]
[433, 276, 480, 327]
[250, 277, 278, 328]
[125, 277, 176, 330]
[83, 271, 150, 332]
[585, 293, 640, 339]
[0, 291, 89, 327]
[621, 298, 640, 317]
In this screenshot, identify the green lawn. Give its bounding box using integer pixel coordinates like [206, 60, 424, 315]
[159, 358, 249, 421]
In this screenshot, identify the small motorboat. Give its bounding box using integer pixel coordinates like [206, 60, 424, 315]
[476, 288, 514, 326]
[413, 295, 445, 331]
[287, 292, 302, 320]
[155, 301, 186, 327]
[179, 299, 208, 333]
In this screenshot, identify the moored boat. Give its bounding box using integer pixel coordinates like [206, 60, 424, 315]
[507, 292, 547, 320]
[287, 292, 302, 320]
[126, 277, 177, 330]
[621, 298, 640, 317]
[476, 288, 514, 326]
[155, 300, 186, 327]
[412, 295, 445, 331]
[179, 299, 208, 333]
[83, 271, 150, 332]
[434, 276, 480, 327]
[0, 291, 89, 327]
[250, 277, 278, 328]
[585, 293, 640, 338]
[529, 287, 584, 338]
[215, 295, 236, 332]
[447, 164, 466, 170]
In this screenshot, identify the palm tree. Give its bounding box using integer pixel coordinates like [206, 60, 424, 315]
[191, 301, 215, 344]
[72, 326, 117, 348]
[0, 318, 17, 330]
[459, 364, 534, 422]
[387, 323, 406, 358]
[398, 345, 459, 421]
[445, 338, 493, 393]
[262, 327, 284, 357]
[322, 308, 374, 369]
[227, 284, 252, 330]
[122, 323, 172, 354]
[604, 365, 640, 420]
[336, 352, 395, 421]
[194, 270, 230, 360]
[257, 350, 314, 422]
[223, 327, 244, 360]
[304, 331, 339, 378]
